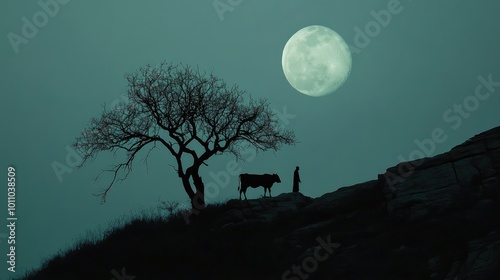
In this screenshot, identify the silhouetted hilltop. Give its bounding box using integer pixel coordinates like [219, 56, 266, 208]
[20, 126, 500, 279]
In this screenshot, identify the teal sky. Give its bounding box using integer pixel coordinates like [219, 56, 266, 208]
[1, 0, 500, 277]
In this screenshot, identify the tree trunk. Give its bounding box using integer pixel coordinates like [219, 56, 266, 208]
[191, 172, 205, 210]
[181, 176, 196, 200]
[181, 168, 205, 211]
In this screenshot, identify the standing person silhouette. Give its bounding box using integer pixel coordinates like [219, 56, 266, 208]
[293, 166, 301, 192]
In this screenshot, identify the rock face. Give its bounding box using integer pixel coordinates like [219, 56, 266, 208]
[382, 126, 500, 223]
[214, 126, 500, 279]
[377, 127, 500, 279]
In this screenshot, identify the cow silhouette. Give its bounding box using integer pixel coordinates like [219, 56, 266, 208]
[238, 173, 281, 200]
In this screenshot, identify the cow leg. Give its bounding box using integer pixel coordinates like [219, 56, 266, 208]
[244, 191, 248, 201]
[269, 188, 272, 197]
[263, 188, 267, 197]
[239, 191, 242, 200]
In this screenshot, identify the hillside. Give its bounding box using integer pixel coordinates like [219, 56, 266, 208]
[20, 126, 500, 279]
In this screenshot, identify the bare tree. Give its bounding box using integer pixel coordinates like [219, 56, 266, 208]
[73, 62, 296, 209]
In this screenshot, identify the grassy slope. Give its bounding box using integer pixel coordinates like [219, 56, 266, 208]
[19, 201, 310, 280]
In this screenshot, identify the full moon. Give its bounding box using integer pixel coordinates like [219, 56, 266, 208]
[282, 25, 352, 97]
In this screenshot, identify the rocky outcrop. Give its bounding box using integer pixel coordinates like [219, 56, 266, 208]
[221, 192, 313, 226]
[381, 126, 500, 222]
[214, 126, 500, 279]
